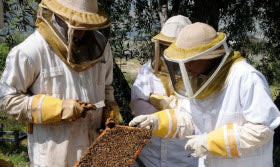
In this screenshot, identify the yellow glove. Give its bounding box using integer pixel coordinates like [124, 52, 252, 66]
[61, 100, 96, 121]
[129, 109, 178, 138]
[185, 123, 273, 158]
[149, 94, 177, 110]
[30, 94, 95, 124]
[102, 101, 122, 124]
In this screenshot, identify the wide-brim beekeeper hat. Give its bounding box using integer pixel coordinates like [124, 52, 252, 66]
[151, 15, 192, 76]
[163, 22, 238, 99]
[36, 0, 111, 72]
[41, 0, 110, 29]
[152, 15, 192, 44]
[165, 22, 226, 61]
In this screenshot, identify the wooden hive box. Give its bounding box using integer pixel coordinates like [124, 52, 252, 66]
[74, 119, 152, 167]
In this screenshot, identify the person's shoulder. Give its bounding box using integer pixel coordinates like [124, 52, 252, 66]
[231, 60, 261, 77]
[138, 60, 153, 74]
[12, 30, 47, 55]
[230, 60, 267, 86]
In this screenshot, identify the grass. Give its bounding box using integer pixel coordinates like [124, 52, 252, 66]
[0, 141, 29, 167]
[123, 71, 137, 87]
[115, 57, 142, 87]
[0, 113, 29, 166]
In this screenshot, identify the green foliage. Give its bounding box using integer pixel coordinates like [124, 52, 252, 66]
[1, 0, 38, 47]
[257, 1, 280, 85]
[0, 141, 29, 166]
[0, 112, 28, 166]
[0, 43, 9, 72]
[0, 112, 26, 132]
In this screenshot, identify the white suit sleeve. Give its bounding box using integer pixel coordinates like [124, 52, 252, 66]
[130, 61, 158, 116]
[201, 72, 280, 157]
[184, 122, 274, 158]
[237, 122, 274, 154]
[143, 108, 194, 139]
[240, 72, 280, 129]
[175, 110, 195, 139]
[0, 48, 39, 122]
[104, 43, 115, 102]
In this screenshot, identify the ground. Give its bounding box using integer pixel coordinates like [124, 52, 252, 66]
[115, 57, 143, 87]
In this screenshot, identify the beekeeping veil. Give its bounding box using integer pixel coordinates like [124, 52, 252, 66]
[151, 15, 192, 75]
[164, 22, 244, 99]
[36, 0, 111, 72]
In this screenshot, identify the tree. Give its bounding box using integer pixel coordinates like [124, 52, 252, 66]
[0, 0, 39, 46]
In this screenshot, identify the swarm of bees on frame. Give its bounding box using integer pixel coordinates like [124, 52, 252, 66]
[75, 119, 152, 167]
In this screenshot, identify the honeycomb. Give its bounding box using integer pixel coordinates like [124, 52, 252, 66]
[74, 119, 152, 167]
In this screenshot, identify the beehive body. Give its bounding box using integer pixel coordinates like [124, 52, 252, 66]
[75, 122, 152, 167]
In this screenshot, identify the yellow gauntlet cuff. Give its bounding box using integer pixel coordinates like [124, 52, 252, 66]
[207, 123, 239, 157]
[31, 94, 63, 124]
[103, 101, 123, 123]
[153, 109, 177, 138]
[149, 94, 177, 110]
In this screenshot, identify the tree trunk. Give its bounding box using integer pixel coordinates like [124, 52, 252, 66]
[189, 0, 220, 30]
[170, 0, 182, 16]
[158, 0, 168, 27]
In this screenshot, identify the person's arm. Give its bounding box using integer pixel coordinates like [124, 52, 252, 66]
[104, 43, 115, 102]
[0, 48, 38, 122]
[0, 48, 93, 124]
[129, 108, 194, 139]
[185, 71, 280, 158]
[102, 43, 122, 122]
[185, 122, 274, 157]
[130, 61, 159, 116]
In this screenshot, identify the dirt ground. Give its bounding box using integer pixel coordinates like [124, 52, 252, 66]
[115, 58, 144, 86]
[115, 58, 142, 75]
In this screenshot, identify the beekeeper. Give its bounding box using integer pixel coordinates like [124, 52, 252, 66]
[0, 0, 4, 30]
[0, 0, 120, 166]
[130, 15, 197, 167]
[130, 22, 280, 167]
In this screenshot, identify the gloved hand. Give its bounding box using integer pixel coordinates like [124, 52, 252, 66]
[61, 99, 96, 121]
[102, 101, 122, 124]
[185, 123, 274, 158]
[185, 134, 208, 157]
[149, 94, 177, 110]
[129, 114, 158, 130]
[129, 109, 181, 138]
[30, 94, 97, 124]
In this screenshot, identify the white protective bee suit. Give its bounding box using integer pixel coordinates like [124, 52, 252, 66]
[130, 61, 198, 167]
[0, 0, 116, 166]
[130, 22, 280, 167]
[162, 22, 280, 167]
[130, 15, 198, 167]
[178, 59, 280, 167]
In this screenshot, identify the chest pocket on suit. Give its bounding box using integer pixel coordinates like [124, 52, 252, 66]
[41, 67, 65, 95]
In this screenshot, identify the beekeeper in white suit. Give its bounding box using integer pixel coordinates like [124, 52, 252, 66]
[130, 22, 280, 167]
[0, 0, 120, 166]
[130, 15, 197, 167]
